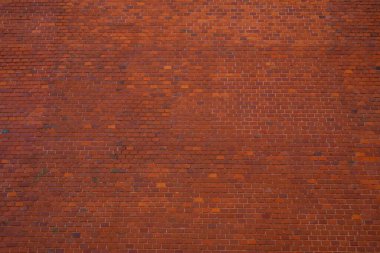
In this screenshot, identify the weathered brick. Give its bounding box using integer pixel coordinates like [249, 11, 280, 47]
[0, 0, 379, 252]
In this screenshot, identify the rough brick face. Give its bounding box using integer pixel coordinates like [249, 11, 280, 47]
[0, 0, 379, 252]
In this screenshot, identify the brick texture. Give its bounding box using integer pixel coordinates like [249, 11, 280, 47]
[1, 0, 379, 252]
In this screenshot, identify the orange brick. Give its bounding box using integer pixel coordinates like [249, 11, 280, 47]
[7, 192, 17, 197]
[208, 173, 218, 178]
[156, 182, 166, 188]
[307, 179, 317, 184]
[246, 239, 257, 245]
[193, 197, 204, 203]
[64, 172, 73, 178]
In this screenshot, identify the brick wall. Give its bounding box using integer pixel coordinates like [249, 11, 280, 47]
[1, 0, 379, 252]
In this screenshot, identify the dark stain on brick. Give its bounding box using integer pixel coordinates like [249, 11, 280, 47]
[111, 168, 127, 173]
[72, 232, 81, 238]
[0, 220, 9, 226]
[110, 153, 119, 160]
[262, 213, 271, 219]
[43, 124, 55, 129]
[51, 227, 59, 233]
[34, 168, 48, 182]
[119, 64, 128, 70]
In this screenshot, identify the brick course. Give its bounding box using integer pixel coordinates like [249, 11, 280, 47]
[0, 0, 379, 252]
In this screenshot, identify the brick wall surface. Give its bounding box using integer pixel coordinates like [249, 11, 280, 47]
[0, 0, 379, 252]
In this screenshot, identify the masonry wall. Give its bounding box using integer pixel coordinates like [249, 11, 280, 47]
[0, 0, 379, 252]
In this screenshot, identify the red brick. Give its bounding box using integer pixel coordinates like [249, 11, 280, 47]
[0, 0, 379, 252]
